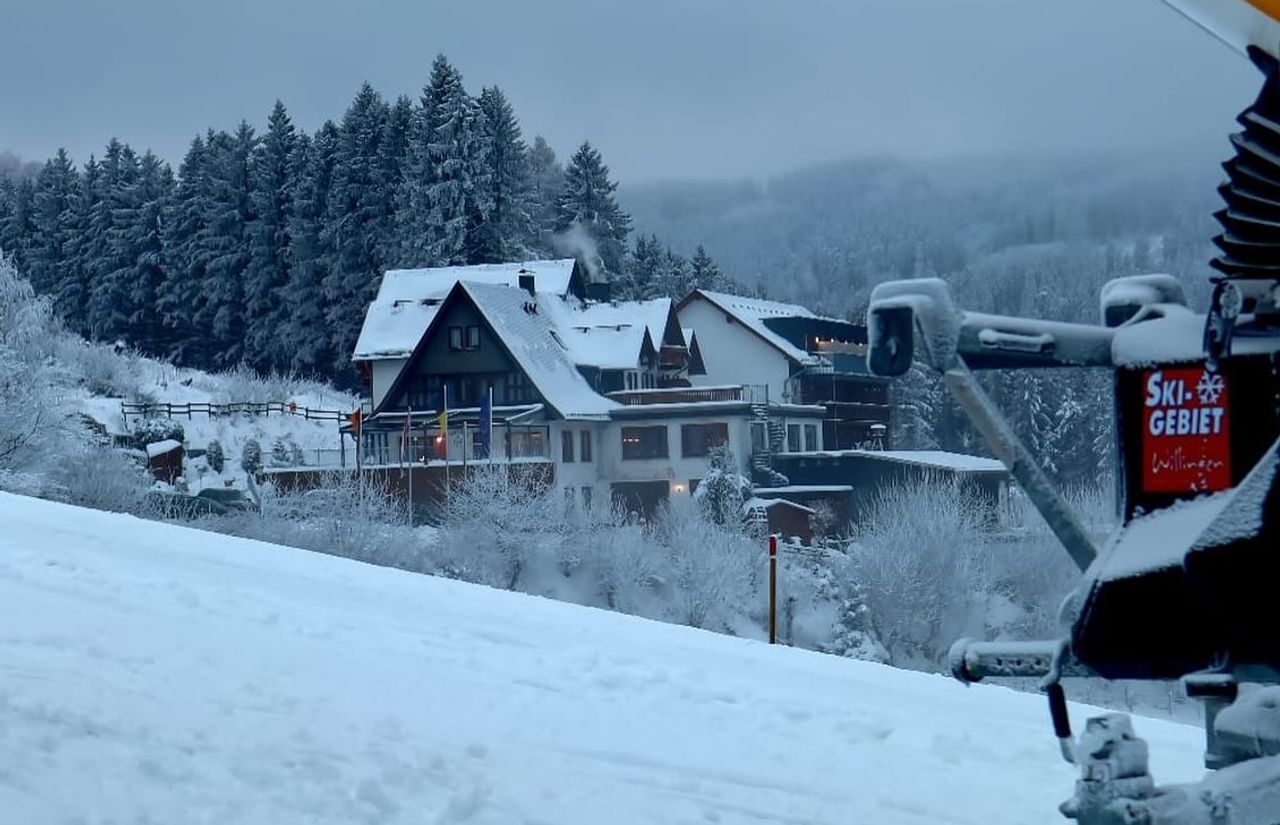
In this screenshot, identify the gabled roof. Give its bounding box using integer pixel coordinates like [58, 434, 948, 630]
[676, 289, 819, 365]
[354, 259, 583, 361]
[377, 280, 616, 420]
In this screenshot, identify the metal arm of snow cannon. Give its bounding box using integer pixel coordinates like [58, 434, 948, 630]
[867, 279, 1101, 571]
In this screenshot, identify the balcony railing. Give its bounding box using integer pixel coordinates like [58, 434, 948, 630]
[608, 384, 768, 406]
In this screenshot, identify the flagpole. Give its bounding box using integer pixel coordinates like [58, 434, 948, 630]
[443, 384, 450, 517]
[406, 406, 414, 525]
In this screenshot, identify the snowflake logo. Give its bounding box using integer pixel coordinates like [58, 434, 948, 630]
[1196, 372, 1225, 405]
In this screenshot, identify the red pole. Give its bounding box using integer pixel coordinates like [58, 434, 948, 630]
[768, 534, 778, 645]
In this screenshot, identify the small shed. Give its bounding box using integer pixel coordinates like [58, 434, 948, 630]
[145, 439, 184, 484]
[743, 496, 815, 543]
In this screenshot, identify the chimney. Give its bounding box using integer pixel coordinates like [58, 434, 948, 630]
[518, 270, 536, 294]
[586, 280, 612, 302]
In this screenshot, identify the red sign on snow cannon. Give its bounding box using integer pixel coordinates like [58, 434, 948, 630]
[1140, 367, 1231, 494]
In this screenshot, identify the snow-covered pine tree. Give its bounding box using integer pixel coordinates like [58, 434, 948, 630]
[0, 177, 36, 279]
[397, 55, 492, 268]
[86, 139, 142, 343]
[126, 151, 174, 355]
[27, 149, 80, 303]
[527, 135, 562, 252]
[376, 95, 414, 261]
[474, 85, 534, 262]
[159, 135, 214, 366]
[890, 361, 941, 450]
[284, 123, 339, 377]
[201, 124, 258, 368]
[653, 247, 693, 299]
[690, 244, 729, 292]
[554, 141, 630, 277]
[322, 84, 392, 374]
[618, 233, 664, 299]
[245, 101, 298, 370]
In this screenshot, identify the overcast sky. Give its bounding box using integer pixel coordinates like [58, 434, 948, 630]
[0, 0, 1258, 182]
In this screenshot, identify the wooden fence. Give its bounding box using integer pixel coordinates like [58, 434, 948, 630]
[120, 400, 348, 424]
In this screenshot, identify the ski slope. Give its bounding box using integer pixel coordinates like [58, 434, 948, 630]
[0, 493, 1207, 825]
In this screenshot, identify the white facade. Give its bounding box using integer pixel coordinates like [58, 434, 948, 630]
[370, 358, 408, 410]
[676, 299, 794, 402]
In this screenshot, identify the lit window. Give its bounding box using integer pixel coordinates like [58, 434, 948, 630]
[621, 426, 668, 460]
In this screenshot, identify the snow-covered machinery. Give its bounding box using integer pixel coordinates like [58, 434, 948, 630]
[866, 3, 1280, 821]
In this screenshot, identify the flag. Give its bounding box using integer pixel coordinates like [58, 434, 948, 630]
[477, 388, 492, 459]
[400, 407, 412, 466]
[436, 386, 448, 460]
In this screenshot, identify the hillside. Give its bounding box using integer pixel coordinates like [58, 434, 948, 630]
[622, 152, 1225, 319]
[0, 493, 1206, 824]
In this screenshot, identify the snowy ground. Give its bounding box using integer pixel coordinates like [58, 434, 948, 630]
[0, 493, 1207, 825]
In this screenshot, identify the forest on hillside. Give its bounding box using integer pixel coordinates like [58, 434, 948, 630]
[0, 55, 733, 388]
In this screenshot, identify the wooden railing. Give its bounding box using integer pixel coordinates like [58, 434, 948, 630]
[120, 401, 348, 424]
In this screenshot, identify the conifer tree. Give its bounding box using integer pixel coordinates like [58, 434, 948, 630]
[475, 85, 534, 261]
[619, 233, 664, 299]
[86, 139, 142, 343]
[554, 141, 630, 277]
[690, 244, 728, 292]
[284, 122, 340, 376]
[160, 135, 214, 365]
[398, 54, 491, 267]
[0, 177, 36, 273]
[528, 135, 562, 250]
[322, 84, 392, 372]
[28, 149, 81, 310]
[200, 124, 258, 367]
[127, 151, 174, 354]
[245, 101, 298, 369]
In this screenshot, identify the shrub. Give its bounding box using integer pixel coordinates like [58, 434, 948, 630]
[131, 417, 185, 450]
[240, 439, 263, 474]
[206, 440, 225, 473]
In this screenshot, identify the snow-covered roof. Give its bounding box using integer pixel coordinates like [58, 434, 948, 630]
[145, 439, 182, 458]
[538, 297, 663, 371]
[744, 496, 816, 514]
[461, 282, 617, 419]
[1096, 492, 1234, 581]
[752, 485, 854, 494]
[354, 259, 578, 361]
[858, 450, 1005, 473]
[686, 289, 818, 365]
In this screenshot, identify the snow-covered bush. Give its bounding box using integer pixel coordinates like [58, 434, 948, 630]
[656, 496, 757, 630]
[47, 445, 151, 514]
[240, 439, 263, 474]
[851, 479, 996, 667]
[54, 337, 146, 398]
[692, 445, 751, 525]
[435, 466, 560, 590]
[130, 417, 185, 449]
[205, 440, 225, 473]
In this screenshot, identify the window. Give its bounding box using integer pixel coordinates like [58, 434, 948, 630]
[580, 430, 593, 462]
[681, 422, 729, 457]
[750, 422, 766, 454]
[581, 486, 593, 509]
[804, 424, 818, 452]
[621, 426, 668, 460]
[787, 423, 801, 452]
[625, 371, 639, 390]
[448, 325, 480, 351]
[561, 430, 575, 463]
